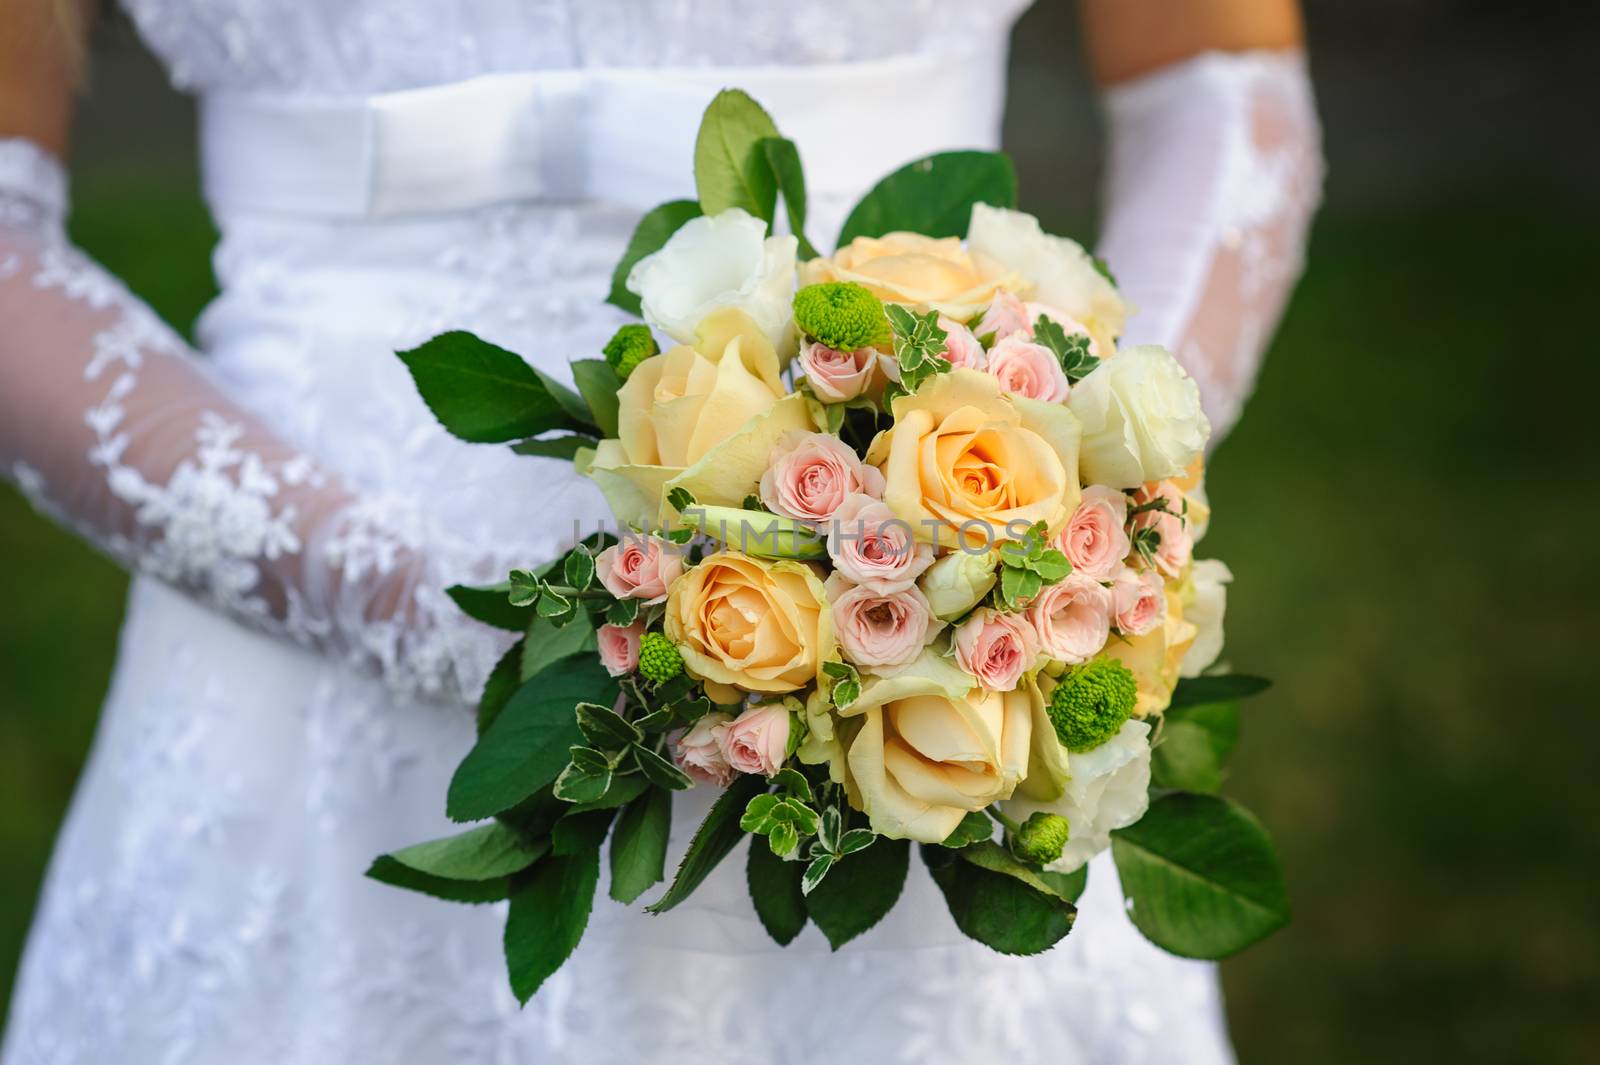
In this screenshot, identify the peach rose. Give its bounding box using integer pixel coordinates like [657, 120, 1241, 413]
[596, 535, 684, 605]
[1026, 575, 1112, 665]
[801, 231, 1019, 318]
[935, 316, 988, 370]
[1111, 565, 1165, 636]
[866, 370, 1082, 551]
[664, 551, 833, 694]
[974, 290, 1032, 341]
[828, 576, 940, 670]
[671, 713, 736, 787]
[1056, 485, 1130, 582]
[840, 650, 1064, 842]
[986, 334, 1070, 403]
[759, 431, 886, 524]
[1131, 480, 1193, 579]
[597, 621, 644, 677]
[798, 340, 879, 403]
[713, 703, 792, 777]
[824, 494, 934, 592]
[954, 608, 1040, 692]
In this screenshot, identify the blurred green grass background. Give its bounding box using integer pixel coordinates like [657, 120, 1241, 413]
[5, 2, 1600, 1061]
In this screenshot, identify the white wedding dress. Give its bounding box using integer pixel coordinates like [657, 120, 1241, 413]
[0, 3, 1321, 1062]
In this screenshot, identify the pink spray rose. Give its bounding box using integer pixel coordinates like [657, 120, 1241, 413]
[1056, 485, 1132, 582]
[759, 431, 886, 524]
[798, 340, 879, 403]
[953, 608, 1040, 692]
[597, 621, 644, 677]
[670, 713, 737, 788]
[935, 316, 988, 370]
[1129, 481, 1194, 578]
[986, 334, 1071, 403]
[829, 576, 939, 670]
[596, 535, 684, 605]
[825, 493, 934, 592]
[1027, 575, 1113, 664]
[973, 290, 1032, 341]
[713, 703, 792, 777]
[1111, 565, 1166, 636]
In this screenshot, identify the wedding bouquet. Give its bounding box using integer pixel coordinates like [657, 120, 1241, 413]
[372, 90, 1287, 1002]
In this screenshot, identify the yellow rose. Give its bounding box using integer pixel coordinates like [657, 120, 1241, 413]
[801, 232, 1020, 318]
[588, 308, 812, 529]
[839, 649, 1064, 843]
[664, 551, 833, 694]
[616, 308, 784, 468]
[865, 369, 1083, 550]
[1104, 591, 1198, 717]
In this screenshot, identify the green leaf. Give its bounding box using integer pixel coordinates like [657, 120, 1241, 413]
[563, 544, 596, 592]
[507, 569, 541, 608]
[575, 701, 640, 749]
[747, 835, 809, 945]
[365, 856, 514, 904]
[1151, 703, 1240, 794]
[647, 774, 767, 914]
[956, 840, 1066, 899]
[772, 767, 814, 803]
[385, 821, 548, 883]
[761, 137, 818, 260]
[504, 849, 600, 1004]
[446, 655, 618, 822]
[397, 331, 593, 442]
[666, 486, 696, 512]
[608, 199, 703, 315]
[1111, 792, 1290, 959]
[550, 807, 616, 856]
[606, 597, 641, 626]
[632, 743, 694, 791]
[447, 581, 532, 631]
[694, 89, 780, 221]
[553, 747, 613, 804]
[610, 786, 673, 904]
[769, 821, 800, 857]
[836, 829, 875, 856]
[1037, 864, 1089, 904]
[521, 614, 597, 681]
[801, 852, 835, 895]
[1169, 674, 1272, 708]
[1033, 315, 1100, 382]
[837, 151, 1017, 247]
[940, 810, 996, 848]
[1032, 549, 1072, 583]
[477, 638, 525, 735]
[510, 434, 598, 460]
[922, 844, 1076, 956]
[571, 359, 621, 438]
[804, 837, 909, 949]
[565, 772, 649, 814]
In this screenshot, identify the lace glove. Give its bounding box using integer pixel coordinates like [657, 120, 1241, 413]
[0, 138, 520, 702]
[1096, 49, 1324, 444]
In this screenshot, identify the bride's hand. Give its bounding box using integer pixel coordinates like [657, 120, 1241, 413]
[1081, 0, 1323, 443]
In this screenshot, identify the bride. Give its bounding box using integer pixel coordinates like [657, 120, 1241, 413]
[0, 1, 1320, 1061]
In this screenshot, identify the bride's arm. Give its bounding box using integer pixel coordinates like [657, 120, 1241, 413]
[1081, 0, 1324, 444]
[1, 5, 518, 700]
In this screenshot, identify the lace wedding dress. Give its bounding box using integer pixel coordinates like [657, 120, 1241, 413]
[0, 3, 1321, 1062]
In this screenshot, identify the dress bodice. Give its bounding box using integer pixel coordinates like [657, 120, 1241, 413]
[121, 0, 1033, 95]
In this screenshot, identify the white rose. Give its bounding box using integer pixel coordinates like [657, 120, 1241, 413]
[1179, 559, 1233, 678]
[966, 203, 1131, 352]
[1068, 345, 1211, 488]
[626, 207, 798, 357]
[1002, 718, 1151, 874]
[917, 549, 999, 621]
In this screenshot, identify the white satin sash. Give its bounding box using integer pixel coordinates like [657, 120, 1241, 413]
[199, 47, 1009, 221]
